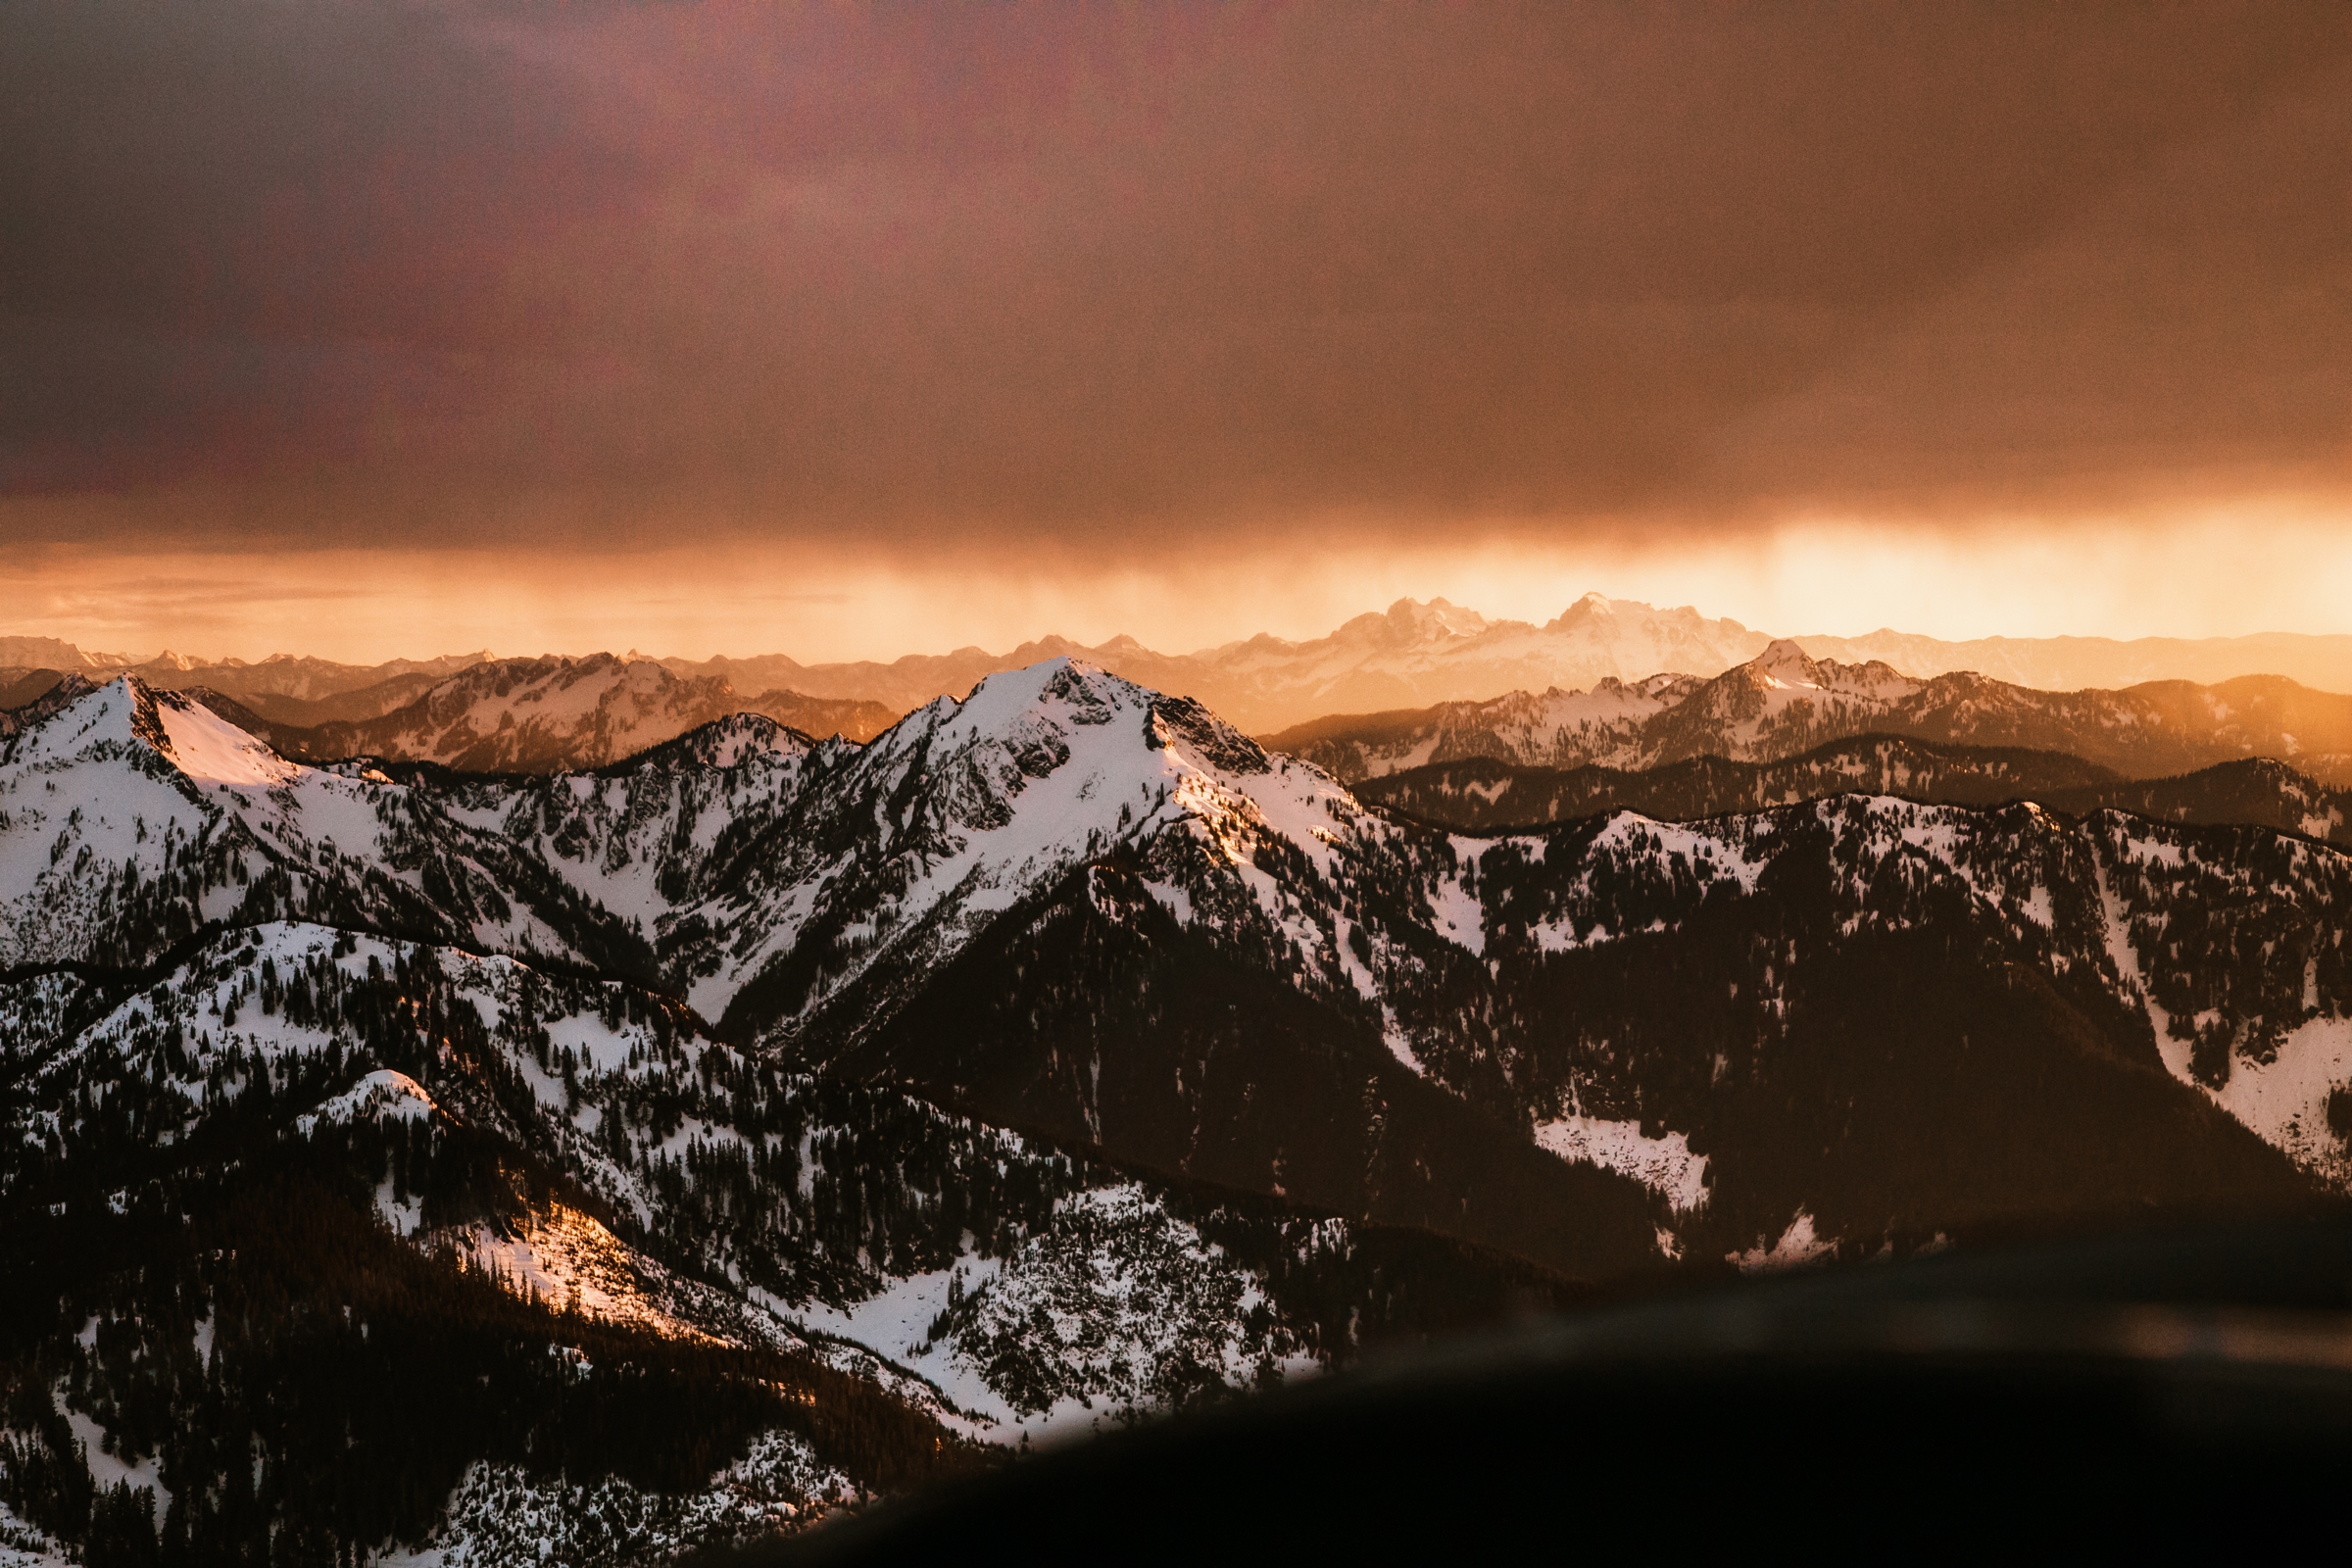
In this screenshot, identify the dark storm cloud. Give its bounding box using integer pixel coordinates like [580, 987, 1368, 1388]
[4, 1, 2348, 546]
[0, 0, 658, 487]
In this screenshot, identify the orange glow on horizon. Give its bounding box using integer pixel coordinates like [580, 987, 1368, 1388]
[7, 497, 2351, 669]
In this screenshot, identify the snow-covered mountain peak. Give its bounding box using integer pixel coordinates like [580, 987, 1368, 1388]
[0, 673, 146, 767]
[622, 711, 820, 772]
[931, 656, 1139, 734]
[1718, 641, 1921, 706]
[1818, 656, 1921, 702]
[1750, 638, 1827, 690]
[1390, 596, 1490, 640]
[851, 661, 1161, 799]
[856, 658, 1282, 807]
[1553, 591, 1618, 624]
[650, 656, 1390, 1034]
[3, 675, 296, 787]
[1636, 671, 1705, 700]
[1330, 598, 1495, 651]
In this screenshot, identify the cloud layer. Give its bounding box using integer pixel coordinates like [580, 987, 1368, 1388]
[4, 0, 2352, 667]
[3, 2, 2348, 654]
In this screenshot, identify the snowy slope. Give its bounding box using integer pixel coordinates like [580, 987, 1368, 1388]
[0, 679, 644, 971]
[15, 917, 1314, 1429]
[13, 663, 2351, 1217]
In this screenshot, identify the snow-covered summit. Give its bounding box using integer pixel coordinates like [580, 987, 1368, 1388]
[622, 710, 819, 772]
[3, 675, 298, 787]
[0, 656, 1349, 1018]
[1329, 597, 1493, 649]
[1642, 641, 1926, 760]
[665, 657, 1366, 1030]
[1750, 638, 1824, 689]
[1719, 639, 1914, 703]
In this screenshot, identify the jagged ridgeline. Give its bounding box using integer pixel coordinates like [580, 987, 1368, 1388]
[1266, 638, 2352, 787]
[4, 662, 2350, 1561]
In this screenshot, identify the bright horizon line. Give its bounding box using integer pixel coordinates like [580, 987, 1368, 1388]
[31, 594, 2352, 675]
[8, 508, 2352, 668]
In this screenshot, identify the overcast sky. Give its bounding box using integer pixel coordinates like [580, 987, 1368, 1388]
[4, 2, 2348, 662]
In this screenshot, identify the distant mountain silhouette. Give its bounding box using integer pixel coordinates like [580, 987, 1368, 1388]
[17, 592, 2352, 737]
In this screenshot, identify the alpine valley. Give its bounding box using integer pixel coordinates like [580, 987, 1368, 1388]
[4, 653, 2349, 1563]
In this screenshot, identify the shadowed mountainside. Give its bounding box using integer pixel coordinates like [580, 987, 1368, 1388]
[1357, 737, 2352, 851]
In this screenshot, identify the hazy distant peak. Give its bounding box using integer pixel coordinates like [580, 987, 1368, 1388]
[1004, 634, 1091, 662]
[1543, 595, 1760, 639]
[1545, 591, 1653, 631]
[1551, 591, 1618, 625]
[1381, 595, 1488, 636]
[0, 635, 125, 670]
[24, 595, 2352, 746]
[1339, 597, 1491, 649]
[7, 675, 298, 788]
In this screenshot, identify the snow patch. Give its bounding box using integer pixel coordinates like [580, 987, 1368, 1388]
[1533, 1115, 1708, 1210]
[297, 1068, 438, 1136]
[1731, 1211, 1836, 1272]
[2206, 1013, 2352, 1187]
[62, 1405, 170, 1513]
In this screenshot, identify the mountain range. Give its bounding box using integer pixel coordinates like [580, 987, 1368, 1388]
[14, 592, 2352, 738]
[0, 641, 494, 726]
[203, 655, 902, 768]
[3, 658, 2347, 1559]
[0, 657, 900, 767]
[1268, 638, 2352, 787]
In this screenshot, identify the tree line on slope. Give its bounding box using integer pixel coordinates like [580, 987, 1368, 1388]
[1357, 735, 2352, 847]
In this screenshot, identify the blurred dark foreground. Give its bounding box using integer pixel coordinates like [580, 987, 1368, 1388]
[695, 1215, 2352, 1559]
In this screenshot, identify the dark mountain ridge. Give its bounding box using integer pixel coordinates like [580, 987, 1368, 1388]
[1360, 736, 2352, 850]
